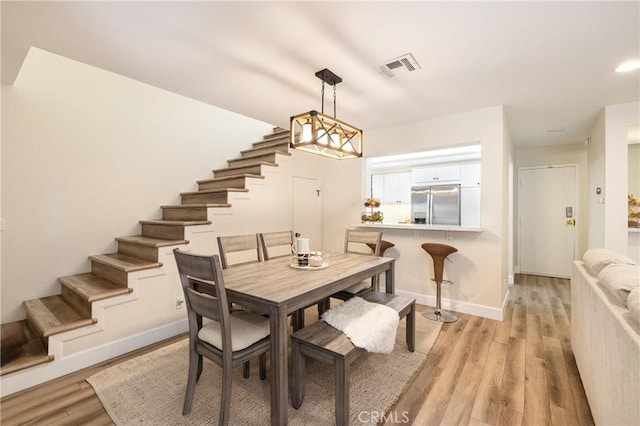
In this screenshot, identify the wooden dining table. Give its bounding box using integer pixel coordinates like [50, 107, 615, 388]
[222, 251, 395, 426]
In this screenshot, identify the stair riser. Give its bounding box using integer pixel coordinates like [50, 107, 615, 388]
[242, 143, 289, 158]
[92, 262, 128, 287]
[162, 207, 209, 221]
[61, 286, 91, 318]
[228, 154, 278, 168]
[117, 241, 159, 262]
[198, 177, 247, 191]
[181, 192, 229, 205]
[214, 165, 263, 178]
[141, 223, 186, 240]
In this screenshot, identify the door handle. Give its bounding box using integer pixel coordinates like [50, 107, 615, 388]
[566, 219, 576, 226]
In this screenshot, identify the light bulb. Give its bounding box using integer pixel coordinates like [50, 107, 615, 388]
[301, 120, 312, 142]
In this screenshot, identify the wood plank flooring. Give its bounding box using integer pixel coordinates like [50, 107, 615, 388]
[0, 274, 594, 425]
[389, 274, 594, 426]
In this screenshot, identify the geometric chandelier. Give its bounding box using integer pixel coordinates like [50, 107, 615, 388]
[290, 68, 363, 159]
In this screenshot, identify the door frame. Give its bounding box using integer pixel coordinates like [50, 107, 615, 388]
[516, 163, 579, 277]
[292, 175, 323, 250]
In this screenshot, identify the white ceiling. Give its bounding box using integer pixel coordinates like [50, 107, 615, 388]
[2, 1, 639, 149]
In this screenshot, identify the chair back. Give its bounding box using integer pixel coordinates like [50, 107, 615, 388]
[259, 231, 294, 260]
[173, 249, 231, 354]
[217, 233, 262, 269]
[344, 229, 382, 256]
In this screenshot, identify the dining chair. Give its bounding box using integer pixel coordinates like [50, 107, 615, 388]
[258, 230, 318, 330]
[328, 229, 383, 303]
[217, 233, 262, 269]
[258, 230, 294, 260]
[173, 249, 270, 425]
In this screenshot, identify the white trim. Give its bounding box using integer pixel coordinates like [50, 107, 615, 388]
[396, 289, 505, 321]
[0, 319, 188, 398]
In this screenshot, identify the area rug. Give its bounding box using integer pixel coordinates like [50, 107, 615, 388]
[87, 313, 442, 425]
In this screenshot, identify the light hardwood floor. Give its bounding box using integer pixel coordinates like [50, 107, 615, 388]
[1, 274, 594, 425]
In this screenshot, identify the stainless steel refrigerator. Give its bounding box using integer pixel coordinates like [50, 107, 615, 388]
[410, 184, 461, 225]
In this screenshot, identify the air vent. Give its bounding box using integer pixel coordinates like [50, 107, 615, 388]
[377, 53, 421, 79]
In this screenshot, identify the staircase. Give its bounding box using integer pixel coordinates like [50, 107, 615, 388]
[0, 127, 291, 377]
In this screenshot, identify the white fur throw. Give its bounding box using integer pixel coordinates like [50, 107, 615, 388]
[322, 297, 399, 354]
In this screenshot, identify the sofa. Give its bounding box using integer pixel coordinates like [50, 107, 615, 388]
[571, 248, 640, 425]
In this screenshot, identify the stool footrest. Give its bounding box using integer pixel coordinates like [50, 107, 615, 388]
[430, 278, 454, 284]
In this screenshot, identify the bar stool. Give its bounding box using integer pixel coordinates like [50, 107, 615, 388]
[366, 240, 395, 256]
[421, 243, 458, 323]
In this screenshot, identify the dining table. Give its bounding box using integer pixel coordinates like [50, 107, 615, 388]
[222, 251, 395, 426]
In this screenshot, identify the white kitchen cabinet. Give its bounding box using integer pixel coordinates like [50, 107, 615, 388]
[382, 171, 412, 204]
[461, 187, 481, 227]
[371, 173, 384, 200]
[461, 163, 481, 187]
[412, 165, 461, 184]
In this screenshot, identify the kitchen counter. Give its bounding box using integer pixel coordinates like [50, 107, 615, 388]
[357, 222, 482, 232]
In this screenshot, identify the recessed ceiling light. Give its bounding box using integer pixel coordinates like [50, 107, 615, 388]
[547, 128, 565, 133]
[615, 60, 640, 72]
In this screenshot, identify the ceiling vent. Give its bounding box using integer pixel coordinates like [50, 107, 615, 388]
[377, 53, 421, 79]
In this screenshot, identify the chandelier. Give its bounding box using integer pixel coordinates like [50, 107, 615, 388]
[290, 69, 363, 160]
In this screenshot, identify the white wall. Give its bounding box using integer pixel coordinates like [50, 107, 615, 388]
[585, 101, 639, 258]
[515, 143, 589, 258]
[587, 111, 606, 248]
[323, 106, 509, 319]
[0, 48, 277, 322]
[2, 48, 341, 395]
[604, 102, 640, 255]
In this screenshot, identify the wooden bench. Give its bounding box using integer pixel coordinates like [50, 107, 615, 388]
[290, 292, 415, 425]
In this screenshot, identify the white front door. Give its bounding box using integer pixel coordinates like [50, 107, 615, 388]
[518, 165, 577, 278]
[293, 176, 322, 251]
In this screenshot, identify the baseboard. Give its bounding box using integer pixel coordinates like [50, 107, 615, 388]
[396, 289, 505, 321]
[0, 319, 188, 398]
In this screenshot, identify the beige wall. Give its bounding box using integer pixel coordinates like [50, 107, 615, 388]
[1, 48, 277, 322]
[323, 106, 510, 319]
[604, 102, 639, 255]
[588, 110, 606, 248]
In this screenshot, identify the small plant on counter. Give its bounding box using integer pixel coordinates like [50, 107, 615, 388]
[362, 176, 383, 223]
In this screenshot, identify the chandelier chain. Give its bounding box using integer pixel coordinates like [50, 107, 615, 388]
[333, 84, 337, 118]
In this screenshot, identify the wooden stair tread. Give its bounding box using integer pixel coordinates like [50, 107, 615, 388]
[24, 296, 96, 338]
[116, 235, 187, 247]
[212, 161, 279, 174]
[242, 140, 289, 152]
[58, 273, 132, 302]
[229, 151, 291, 161]
[179, 188, 249, 197]
[259, 129, 289, 141]
[1, 321, 51, 375]
[1, 353, 53, 376]
[138, 219, 211, 226]
[196, 174, 264, 185]
[160, 203, 231, 209]
[88, 253, 162, 272]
